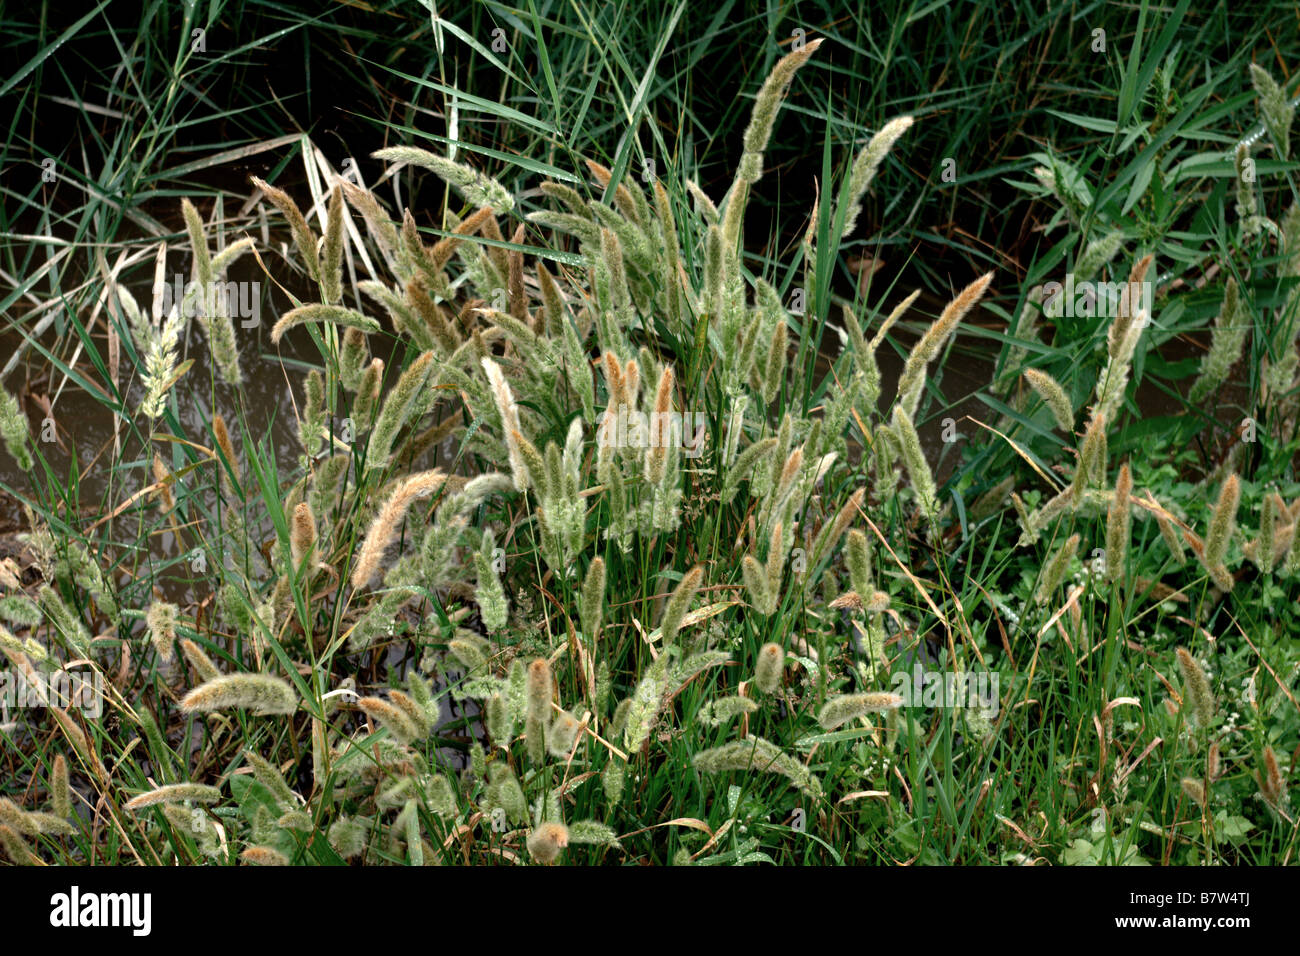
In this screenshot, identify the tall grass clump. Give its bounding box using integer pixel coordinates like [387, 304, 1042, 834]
[2, 16, 1299, 869]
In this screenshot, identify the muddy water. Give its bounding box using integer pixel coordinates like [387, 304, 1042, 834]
[0, 268, 1236, 773]
[5, 240, 1258, 573]
[861, 289, 999, 482]
[0, 287, 994, 530]
[0, 250, 419, 535]
[3, 282, 1226, 536]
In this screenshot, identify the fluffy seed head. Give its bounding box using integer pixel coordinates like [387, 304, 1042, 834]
[367, 350, 435, 467]
[357, 696, 423, 744]
[841, 116, 915, 236]
[211, 414, 240, 494]
[741, 554, 771, 614]
[811, 487, 863, 571]
[1255, 745, 1290, 817]
[891, 405, 936, 515]
[691, 735, 821, 798]
[1104, 463, 1132, 583]
[547, 710, 582, 757]
[1023, 368, 1074, 431]
[1189, 278, 1246, 403]
[1249, 64, 1293, 161]
[526, 658, 552, 724]
[290, 501, 316, 571]
[898, 272, 994, 417]
[51, 755, 70, 820]
[580, 557, 606, 641]
[1204, 473, 1240, 569]
[818, 692, 905, 730]
[1074, 231, 1125, 282]
[270, 303, 380, 347]
[485, 694, 512, 747]
[328, 817, 368, 859]
[738, 38, 824, 183]
[526, 821, 570, 864]
[146, 602, 179, 663]
[180, 673, 298, 716]
[240, 846, 289, 866]
[339, 326, 369, 390]
[660, 565, 703, 646]
[646, 365, 675, 484]
[1037, 533, 1080, 605]
[251, 176, 318, 281]
[1106, 254, 1154, 361]
[1180, 777, 1207, 809]
[482, 358, 530, 491]
[1074, 412, 1108, 494]
[372, 147, 513, 214]
[845, 528, 873, 597]
[180, 638, 221, 683]
[1156, 510, 1187, 566]
[124, 782, 222, 811]
[754, 642, 784, 694]
[1250, 491, 1279, 575]
[761, 320, 788, 405]
[351, 470, 447, 589]
[321, 184, 345, 306]
[0, 388, 32, 472]
[1175, 647, 1215, 730]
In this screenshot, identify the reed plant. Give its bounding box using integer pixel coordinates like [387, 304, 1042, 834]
[2, 9, 1299, 867]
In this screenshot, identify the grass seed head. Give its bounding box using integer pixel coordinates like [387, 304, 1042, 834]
[321, 184, 345, 306]
[51, 755, 71, 820]
[898, 272, 994, 418]
[1249, 64, 1293, 160]
[1175, 647, 1216, 730]
[351, 470, 447, 589]
[251, 176, 319, 281]
[1105, 462, 1133, 582]
[547, 710, 581, 757]
[526, 658, 553, 724]
[527, 821, 570, 864]
[739, 38, 824, 184]
[357, 696, 423, 744]
[1204, 473, 1240, 569]
[581, 557, 606, 641]
[180, 638, 222, 683]
[124, 783, 222, 811]
[841, 115, 915, 237]
[818, 692, 904, 730]
[290, 501, 317, 572]
[240, 846, 290, 866]
[180, 673, 298, 716]
[754, 642, 784, 694]
[891, 405, 936, 515]
[660, 565, 703, 646]
[483, 358, 530, 491]
[146, 602, 179, 663]
[1023, 368, 1074, 431]
[1037, 533, 1080, 605]
[1180, 777, 1207, 809]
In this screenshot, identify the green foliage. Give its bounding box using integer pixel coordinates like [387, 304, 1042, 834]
[2, 2, 1299, 869]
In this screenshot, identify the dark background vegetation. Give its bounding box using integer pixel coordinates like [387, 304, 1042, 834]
[7, 0, 1297, 294]
[2, 0, 1300, 868]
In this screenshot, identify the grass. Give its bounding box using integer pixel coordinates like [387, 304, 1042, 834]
[0, 0, 1298, 866]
